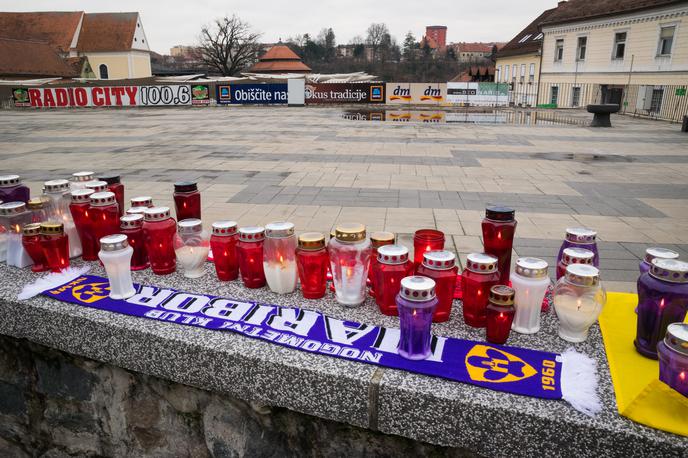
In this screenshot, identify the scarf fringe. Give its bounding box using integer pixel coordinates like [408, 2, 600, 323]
[17, 266, 90, 300]
[560, 347, 602, 416]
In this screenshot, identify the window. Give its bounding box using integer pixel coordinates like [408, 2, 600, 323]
[496, 66, 501, 82]
[504, 65, 510, 82]
[650, 88, 664, 112]
[577, 36, 587, 61]
[98, 64, 109, 79]
[529, 63, 535, 82]
[512, 64, 517, 81]
[571, 87, 581, 107]
[550, 86, 559, 105]
[554, 39, 564, 61]
[658, 26, 675, 55]
[518, 34, 532, 43]
[520, 64, 525, 83]
[613, 32, 627, 59]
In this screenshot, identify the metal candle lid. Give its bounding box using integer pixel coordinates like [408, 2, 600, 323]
[174, 181, 198, 193]
[562, 247, 595, 266]
[127, 206, 148, 215]
[27, 197, 46, 210]
[99, 233, 129, 252]
[489, 285, 515, 307]
[485, 205, 515, 222]
[0, 175, 21, 187]
[40, 222, 64, 235]
[70, 189, 94, 203]
[85, 180, 109, 193]
[371, 231, 395, 248]
[43, 179, 70, 193]
[265, 221, 295, 238]
[515, 257, 549, 279]
[400, 276, 437, 302]
[90, 191, 116, 207]
[144, 206, 171, 222]
[422, 250, 456, 270]
[650, 259, 688, 284]
[329, 229, 336, 240]
[663, 323, 688, 357]
[565, 264, 600, 287]
[212, 220, 238, 237]
[378, 244, 409, 265]
[178, 218, 203, 234]
[130, 196, 153, 207]
[0, 201, 27, 216]
[644, 247, 679, 265]
[72, 171, 95, 182]
[335, 223, 366, 243]
[238, 226, 265, 242]
[298, 232, 325, 250]
[98, 174, 120, 185]
[120, 214, 143, 229]
[565, 227, 597, 243]
[466, 253, 498, 274]
[22, 222, 42, 236]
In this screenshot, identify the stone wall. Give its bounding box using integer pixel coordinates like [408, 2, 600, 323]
[0, 335, 476, 457]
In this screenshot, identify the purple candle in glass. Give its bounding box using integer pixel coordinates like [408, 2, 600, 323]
[658, 323, 688, 397]
[397, 276, 438, 360]
[635, 259, 688, 359]
[0, 175, 30, 204]
[556, 227, 598, 268]
[640, 247, 679, 274]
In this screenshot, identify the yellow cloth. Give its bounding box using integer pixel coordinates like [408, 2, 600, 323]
[599, 292, 688, 437]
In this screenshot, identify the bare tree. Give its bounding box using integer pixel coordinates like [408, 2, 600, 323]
[365, 23, 390, 62]
[199, 15, 261, 76]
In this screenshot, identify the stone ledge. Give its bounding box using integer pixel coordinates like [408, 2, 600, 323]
[0, 261, 685, 457]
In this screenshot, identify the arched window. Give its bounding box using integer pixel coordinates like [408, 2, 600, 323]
[99, 64, 109, 79]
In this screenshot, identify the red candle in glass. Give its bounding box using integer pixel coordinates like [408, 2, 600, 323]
[84, 180, 108, 193]
[482, 206, 517, 285]
[415, 250, 458, 322]
[99, 174, 125, 216]
[69, 189, 97, 261]
[237, 227, 266, 288]
[296, 232, 329, 299]
[121, 214, 148, 270]
[143, 206, 177, 275]
[211, 220, 240, 281]
[413, 229, 445, 266]
[130, 196, 154, 208]
[369, 231, 395, 296]
[89, 192, 120, 253]
[22, 223, 47, 272]
[40, 222, 69, 272]
[173, 181, 201, 221]
[27, 197, 49, 223]
[462, 253, 500, 327]
[374, 244, 414, 315]
[486, 285, 516, 344]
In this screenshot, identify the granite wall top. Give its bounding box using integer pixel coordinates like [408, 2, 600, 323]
[0, 261, 685, 457]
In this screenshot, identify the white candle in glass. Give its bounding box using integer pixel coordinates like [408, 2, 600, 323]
[174, 219, 210, 278]
[0, 202, 33, 268]
[511, 258, 550, 334]
[263, 222, 297, 294]
[99, 234, 136, 299]
[43, 179, 82, 258]
[553, 264, 606, 342]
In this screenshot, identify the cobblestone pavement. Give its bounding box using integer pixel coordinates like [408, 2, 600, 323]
[2, 106, 687, 292]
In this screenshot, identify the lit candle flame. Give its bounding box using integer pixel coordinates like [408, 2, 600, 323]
[497, 231, 502, 240]
[659, 298, 665, 308]
[680, 372, 686, 382]
[576, 298, 582, 311]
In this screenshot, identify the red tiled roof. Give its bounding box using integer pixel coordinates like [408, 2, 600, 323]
[495, 8, 557, 59]
[0, 37, 79, 77]
[258, 44, 302, 61]
[541, 0, 685, 26]
[0, 11, 82, 53]
[249, 44, 311, 73]
[457, 42, 494, 53]
[77, 12, 138, 52]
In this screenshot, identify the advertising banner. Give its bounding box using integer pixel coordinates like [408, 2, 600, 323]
[386, 110, 446, 123]
[305, 83, 385, 104]
[216, 84, 288, 105]
[14, 85, 193, 108]
[190, 84, 210, 105]
[447, 82, 508, 106]
[386, 83, 411, 103]
[386, 83, 447, 105]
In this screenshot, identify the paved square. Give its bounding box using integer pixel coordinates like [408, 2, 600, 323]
[2, 106, 687, 292]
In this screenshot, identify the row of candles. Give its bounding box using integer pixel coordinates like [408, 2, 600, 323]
[0, 173, 686, 394]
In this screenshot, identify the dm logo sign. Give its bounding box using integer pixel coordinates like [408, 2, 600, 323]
[465, 344, 537, 383]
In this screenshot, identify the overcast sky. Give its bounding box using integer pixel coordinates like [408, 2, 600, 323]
[0, 0, 557, 54]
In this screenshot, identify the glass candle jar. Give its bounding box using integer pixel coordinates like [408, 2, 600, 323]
[43, 179, 82, 259]
[374, 244, 414, 316]
[120, 214, 148, 271]
[511, 257, 550, 334]
[0, 175, 30, 203]
[553, 264, 606, 343]
[174, 219, 210, 278]
[0, 201, 33, 267]
[481, 206, 517, 285]
[69, 189, 97, 261]
[22, 223, 47, 272]
[173, 181, 201, 221]
[557, 227, 599, 268]
[635, 259, 688, 359]
[369, 231, 395, 294]
[84, 180, 108, 193]
[397, 276, 438, 360]
[461, 253, 500, 328]
[413, 229, 445, 266]
[640, 247, 679, 275]
[416, 250, 458, 323]
[143, 207, 177, 275]
[130, 196, 154, 208]
[98, 174, 125, 216]
[237, 226, 266, 288]
[210, 221, 239, 281]
[296, 232, 329, 299]
[126, 207, 148, 216]
[658, 323, 688, 397]
[27, 197, 49, 223]
[70, 171, 96, 190]
[99, 234, 136, 300]
[486, 285, 516, 345]
[40, 222, 69, 272]
[328, 223, 372, 306]
[263, 221, 298, 294]
[556, 247, 594, 280]
[89, 192, 120, 253]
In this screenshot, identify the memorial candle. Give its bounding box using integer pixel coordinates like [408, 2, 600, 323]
[70, 171, 96, 191]
[130, 196, 154, 208]
[556, 247, 594, 281]
[413, 229, 444, 266]
[657, 323, 688, 397]
[328, 223, 372, 306]
[369, 231, 395, 296]
[173, 181, 201, 221]
[89, 192, 120, 252]
[142, 207, 177, 275]
[43, 179, 82, 258]
[486, 285, 516, 345]
[210, 221, 239, 281]
[461, 253, 500, 327]
[84, 180, 108, 193]
[99, 234, 136, 300]
[27, 197, 49, 223]
[373, 244, 414, 316]
[296, 232, 329, 299]
[0, 175, 30, 203]
[120, 214, 148, 270]
[126, 207, 148, 216]
[415, 250, 458, 322]
[98, 174, 125, 216]
[174, 219, 210, 279]
[640, 247, 679, 275]
[397, 276, 438, 360]
[40, 222, 69, 272]
[237, 227, 266, 288]
[553, 264, 606, 343]
[0, 201, 33, 267]
[511, 258, 550, 334]
[22, 223, 46, 272]
[69, 189, 97, 261]
[481, 206, 517, 285]
[557, 227, 599, 268]
[263, 222, 298, 294]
